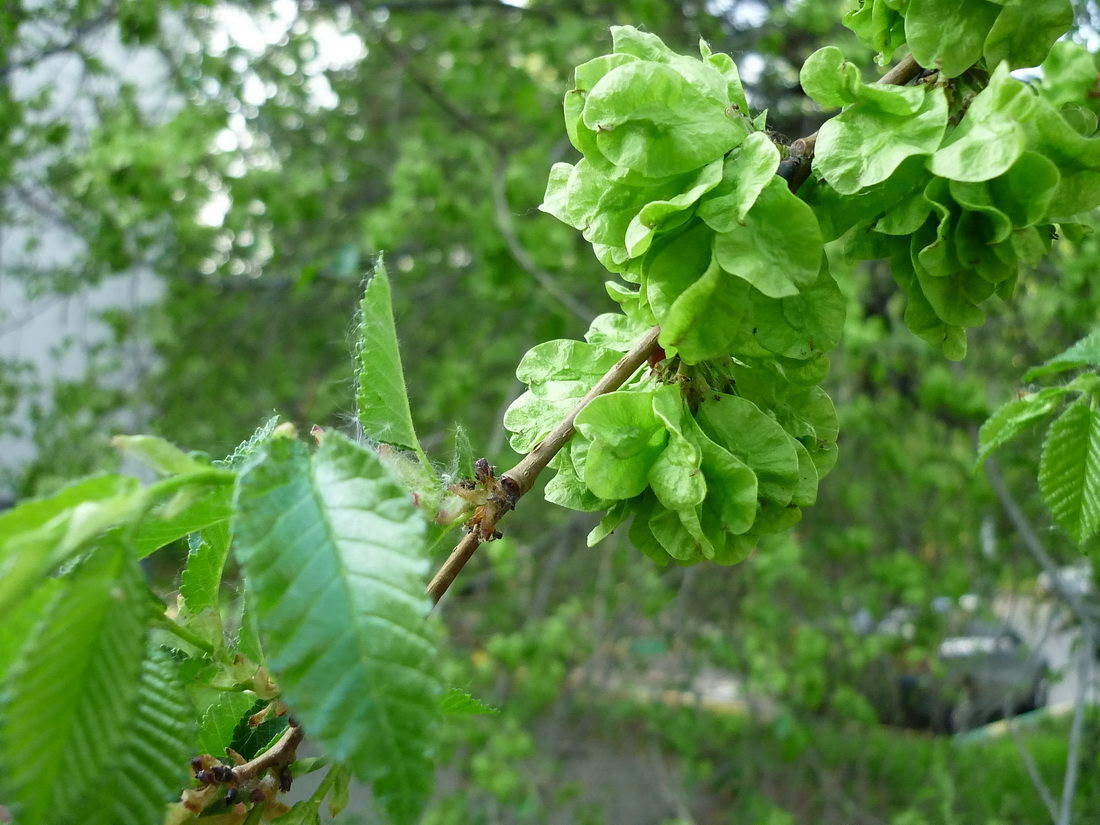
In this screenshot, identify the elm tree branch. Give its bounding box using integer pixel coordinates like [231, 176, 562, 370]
[426, 325, 660, 603]
[167, 720, 304, 824]
[427, 53, 927, 604]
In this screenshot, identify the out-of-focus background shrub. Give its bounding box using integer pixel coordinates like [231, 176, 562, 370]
[3, 1, 1100, 822]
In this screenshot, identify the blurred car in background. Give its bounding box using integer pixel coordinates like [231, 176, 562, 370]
[856, 602, 1049, 733]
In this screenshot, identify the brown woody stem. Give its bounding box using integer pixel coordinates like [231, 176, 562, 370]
[167, 721, 304, 824]
[427, 326, 661, 603]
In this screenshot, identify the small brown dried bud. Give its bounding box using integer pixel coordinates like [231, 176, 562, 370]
[278, 766, 293, 793]
[249, 788, 266, 803]
[194, 770, 214, 785]
[226, 748, 247, 766]
[211, 764, 235, 783]
[224, 787, 238, 805]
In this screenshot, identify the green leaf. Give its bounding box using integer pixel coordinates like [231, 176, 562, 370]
[583, 61, 747, 178]
[977, 387, 1071, 463]
[814, 85, 948, 194]
[713, 177, 823, 298]
[84, 647, 196, 825]
[111, 434, 208, 476]
[134, 482, 234, 558]
[1039, 401, 1100, 543]
[0, 580, 58, 681]
[0, 473, 137, 542]
[439, 687, 499, 714]
[329, 764, 352, 816]
[197, 691, 256, 758]
[180, 518, 232, 619]
[273, 800, 322, 825]
[219, 415, 280, 468]
[929, 64, 1036, 183]
[449, 424, 476, 480]
[0, 479, 147, 615]
[233, 433, 439, 824]
[356, 256, 422, 455]
[0, 544, 148, 825]
[906, 0, 1002, 78]
[983, 0, 1073, 70]
[1023, 329, 1100, 380]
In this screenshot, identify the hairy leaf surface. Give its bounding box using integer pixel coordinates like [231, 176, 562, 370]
[1039, 401, 1100, 543]
[234, 433, 438, 824]
[356, 257, 422, 453]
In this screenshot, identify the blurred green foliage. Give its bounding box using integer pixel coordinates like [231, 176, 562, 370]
[4, 0, 1100, 821]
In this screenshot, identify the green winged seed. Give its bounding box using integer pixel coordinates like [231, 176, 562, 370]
[714, 177, 823, 298]
[930, 64, 1036, 183]
[647, 223, 751, 364]
[815, 84, 948, 194]
[800, 46, 924, 115]
[906, 0, 1002, 78]
[575, 391, 669, 500]
[983, 0, 1073, 71]
[583, 61, 747, 179]
[697, 132, 781, 232]
[696, 394, 799, 506]
[648, 385, 706, 511]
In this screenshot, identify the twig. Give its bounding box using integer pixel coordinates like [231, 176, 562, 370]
[491, 154, 593, 321]
[167, 722, 304, 824]
[426, 51, 928, 603]
[1058, 632, 1092, 825]
[426, 326, 661, 602]
[879, 54, 923, 86]
[374, 33, 504, 151]
[1007, 709, 1060, 823]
